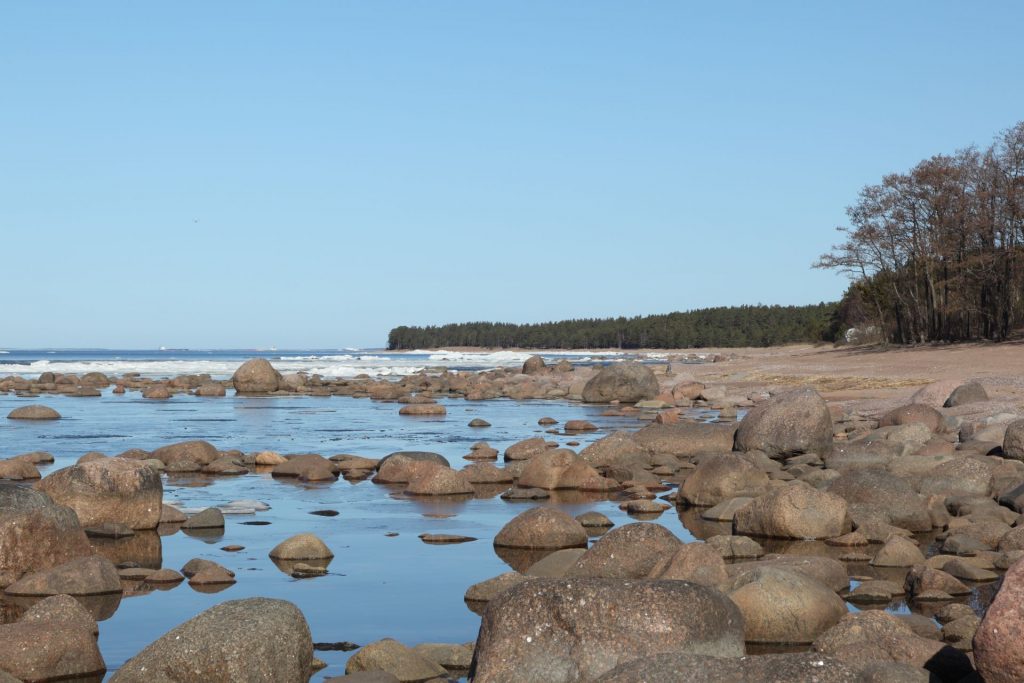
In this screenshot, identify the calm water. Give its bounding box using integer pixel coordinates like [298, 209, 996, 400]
[0, 388, 703, 679]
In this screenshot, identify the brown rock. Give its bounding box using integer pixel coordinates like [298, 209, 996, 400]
[734, 482, 850, 539]
[581, 361, 659, 403]
[567, 522, 681, 579]
[232, 358, 283, 393]
[493, 507, 588, 549]
[7, 404, 61, 420]
[974, 557, 1024, 682]
[679, 453, 771, 507]
[734, 388, 834, 457]
[36, 458, 163, 530]
[5, 555, 122, 597]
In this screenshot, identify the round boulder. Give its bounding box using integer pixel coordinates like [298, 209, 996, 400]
[724, 566, 847, 644]
[110, 598, 315, 682]
[567, 522, 681, 579]
[493, 507, 588, 549]
[734, 388, 833, 457]
[36, 458, 163, 530]
[7, 404, 61, 420]
[471, 578, 744, 683]
[734, 483, 850, 540]
[581, 362, 659, 404]
[232, 358, 282, 394]
[679, 453, 771, 507]
[269, 533, 334, 561]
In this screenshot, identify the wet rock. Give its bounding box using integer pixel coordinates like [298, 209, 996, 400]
[734, 388, 833, 458]
[517, 450, 616, 491]
[404, 466, 473, 496]
[411, 642, 472, 671]
[575, 511, 613, 528]
[564, 420, 597, 432]
[468, 418, 491, 427]
[679, 453, 771, 506]
[620, 499, 671, 514]
[471, 578, 744, 683]
[499, 487, 549, 501]
[272, 454, 339, 482]
[147, 568, 184, 583]
[202, 455, 248, 475]
[5, 555, 121, 597]
[904, 566, 970, 598]
[974, 557, 1024, 682]
[151, 440, 220, 468]
[270, 533, 334, 560]
[159, 504, 187, 524]
[195, 383, 226, 397]
[188, 565, 237, 586]
[813, 611, 972, 681]
[37, 458, 163, 530]
[701, 497, 754, 522]
[461, 462, 513, 484]
[523, 548, 588, 578]
[85, 521, 135, 539]
[464, 572, 531, 610]
[419, 534, 476, 544]
[941, 614, 979, 650]
[398, 403, 446, 416]
[255, 450, 288, 466]
[581, 361, 659, 403]
[324, 673, 399, 683]
[182, 507, 225, 530]
[568, 522, 681, 579]
[345, 638, 446, 682]
[375, 452, 449, 482]
[232, 358, 283, 394]
[7, 404, 61, 420]
[734, 482, 850, 539]
[592, 652, 862, 682]
[493, 507, 588, 549]
[110, 598, 314, 682]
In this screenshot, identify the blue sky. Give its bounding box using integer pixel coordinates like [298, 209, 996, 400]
[3, 2, 1022, 348]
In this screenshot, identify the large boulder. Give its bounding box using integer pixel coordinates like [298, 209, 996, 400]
[0, 606, 105, 682]
[734, 483, 850, 540]
[581, 362, 659, 403]
[633, 422, 737, 458]
[4, 555, 121, 597]
[7, 404, 61, 420]
[724, 566, 846, 644]
[110, 598, 315, 682]
[35, 458, 163, 530]
[522, 355, 547, 375]
[825, 469, 932, 532]
[567, 523, 682, 579]
[517, 450, 615, 491]
[734, 388, 833, 457]
[232, 358, 283, 394]
[345, 638, 447, 681]
[1003, 418, 1024, 461]
[679, 453, 771, 507]
[813, 611, 973, 682]
[974, 557, 1024, 683]
[944, 381, 988, 407]
[493, 507, 588, 549]
[593, 652, 861, 683]
[0, 484, 93, 588]
[470, 578, 744, 683]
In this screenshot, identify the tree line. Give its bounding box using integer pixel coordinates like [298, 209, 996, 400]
[816, 121, 1024, 343]
[387, 303, 838, 350]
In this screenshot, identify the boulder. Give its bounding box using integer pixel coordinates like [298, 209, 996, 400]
[826, 469, 932, 532]
[734, 483, 850, 539]
[182, 507, 225, 530]
[517, 450, 615, 491]
[813, 611, 972, 681]
[911, 380, 961, 409]
[679, 453, 771, 507]
[1003, 418, 1024, 461]
[504, 438, 554, 462]
[35, 458, 163, 530]
[724, 566, 846, 644]
[470, 578, 744, 683]
[150, 440, 220, 468]
[592, 652, 861, 683]
[5, 555, 121, 597]
[945, 381, 988, 407]
[633, 422, 737, 457]
[0, 458, 41, 480]
[0, 484, 93, 588]
[581, 362, 659, 403]
[734, 388, 833, 457]
[974, 557, 1024, 683]
[567, 522, 682, 579]
[648, 542, 728, 587]
[879, 404, 945, 432]
[917, 457, 993, 498]
[7, 404, 61, 420]
[269, 533, 334, 560]
[0, 613, 105, 682]
[232, 358, 282, 394]
[522, 355, 546, 375]
[110, 598, 314, 682]
[493, 507, 588, 549]
[404, 466, 474, 496]
[870, 535, 926, 567]
[345, 639, 447, 682]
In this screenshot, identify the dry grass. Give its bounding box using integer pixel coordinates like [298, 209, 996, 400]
[746, 373, 932, 391]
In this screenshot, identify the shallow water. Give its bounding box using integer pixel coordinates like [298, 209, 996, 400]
[0, 390, 1000, 679]
[0, 390, 704, 679]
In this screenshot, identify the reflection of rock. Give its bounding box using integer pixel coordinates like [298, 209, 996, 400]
[270, 557, 333, 576]
[493, 546, 561, 573]
[91, 530, 162, 569]
[678, 507, 732, 540]
[182, 527, 225, 542]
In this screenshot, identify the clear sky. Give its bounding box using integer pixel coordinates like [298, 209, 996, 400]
[3, 2, 1022, 349]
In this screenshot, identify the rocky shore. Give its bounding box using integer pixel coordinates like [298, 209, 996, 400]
[3, 353, 1024, 681]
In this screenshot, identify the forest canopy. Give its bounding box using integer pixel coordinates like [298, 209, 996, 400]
[387, 303, 838, 350]
[816, 121, 1024, 343]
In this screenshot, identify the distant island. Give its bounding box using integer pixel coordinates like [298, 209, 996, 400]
[387, 303, 838, 350]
